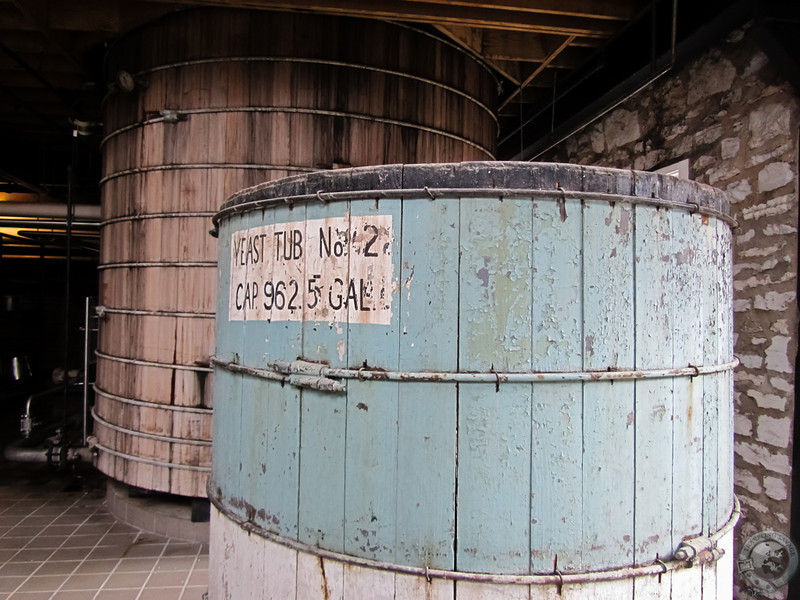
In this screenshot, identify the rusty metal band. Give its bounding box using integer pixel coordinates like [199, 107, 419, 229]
[99, 163, 316, 185]
[97, 261, 215, 269]
[208, 484, 739, 585]
[92, 408, 211, 446]
[96, 350, 214, 373]
[96, 306, 215, 319]
[101, 211, 215, 226]
[211, 356, 738, 385]
[94, 385, 212, 415]
[127, 56, 497, 125]
[214, 187, 737, 231]
[94, 442, 211, 472]
[100, 108, 495, 160]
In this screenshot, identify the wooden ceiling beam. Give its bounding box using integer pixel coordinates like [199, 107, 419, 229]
[402, 0, 638, 21]
[139, 0, 622, 37]
[498, 34, 574, 111]
[481, 31, 593, 65]
[434, 23, 521, 85]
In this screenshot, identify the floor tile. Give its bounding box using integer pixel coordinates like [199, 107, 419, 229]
[180, 587, 208, 600]
[139, 586, 183, 600]
[103, 570, 151, 589]
[114, 557, 158, 573]
[121, 544, 165, 559]
[154, 556, 196, 572]
[8, 549, 55, 563]
[16, 573, 69, 592]
[0, 576, 25, 593]
[6, 592, 53, 599]
[0, 561, 39, 577]
[74, 559, 119, 575]
[146, 570, 190, 587]
[25, 535, 68, 549]
[94, 590, 139, 600]
[52, 591, 94, 599]
[32, 561, 81, 576]
[61, 572, 113, 591]
[186, 569, 207, 587]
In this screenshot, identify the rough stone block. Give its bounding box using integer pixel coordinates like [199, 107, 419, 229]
[738, 353, 764, 369]
[756, 415, 792, 447]
[765, 335, 793, 373]
[734, 413, 754, 437]
[764, 223, 797, 236]
[687, 53, 736, 104]
[720, 137, 740, 159]
[746, 389, 786, 410]
[694, 124, 723, 145]
[741, 194, 793, 220]
[763, 476, 788, 501]
[749, 102, 791, 149]
[770, 376, 792, 393]
[734, 440, 791, 475]
[603, 109, 641, 149]
[754, 292, 795, 312]
[757, 162, 793, 192]
[734, 468, 761, 494]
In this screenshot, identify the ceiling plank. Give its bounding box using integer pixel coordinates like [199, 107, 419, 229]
[11, 0, 92, 76]
[139, 0, 622, 37]
[47, 0, 120, 33]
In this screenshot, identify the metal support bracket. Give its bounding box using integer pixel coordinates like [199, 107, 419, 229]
[269, 359, 346, 393]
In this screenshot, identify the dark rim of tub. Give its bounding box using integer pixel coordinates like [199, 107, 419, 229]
[211, 162, 734, 236]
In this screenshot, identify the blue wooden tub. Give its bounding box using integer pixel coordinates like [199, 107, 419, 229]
[208, 162, 736, 599]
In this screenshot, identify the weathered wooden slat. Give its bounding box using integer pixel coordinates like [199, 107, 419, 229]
[395, 573, 454, 599]
[246, 205, 301, 538]
[670, 212, 705, 544]
[581, 199, 634, 571]
[457, 197, 532, 574]
[456, 581, 529, 599]
[632, 204, 674, 565]
[396, 196, 459, 569]
[296, 554, 344, 600]
[715, 222, 735, 531]
[701, 218, 722, 536]
[530, 196, 583, 573]
[343, 198, 402, 563]
[297, 201, 349, 552]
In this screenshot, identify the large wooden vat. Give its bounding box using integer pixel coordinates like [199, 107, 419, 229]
[95, 9, 496, 497]
[209, 162, 736, 599]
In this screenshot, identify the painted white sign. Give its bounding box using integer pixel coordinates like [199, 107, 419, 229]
[228, 215, 394, 324]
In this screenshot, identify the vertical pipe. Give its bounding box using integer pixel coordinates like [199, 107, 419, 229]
[62, 137, 75, 432]
[82, 296, 90, 446]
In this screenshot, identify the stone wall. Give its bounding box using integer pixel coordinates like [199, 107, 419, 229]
[544, 26, 799, 599]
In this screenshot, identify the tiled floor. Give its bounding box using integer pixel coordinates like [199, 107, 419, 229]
[0, 465, 208, 600]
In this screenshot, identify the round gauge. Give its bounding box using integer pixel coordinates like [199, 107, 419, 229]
[116, 70, 135, 93]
